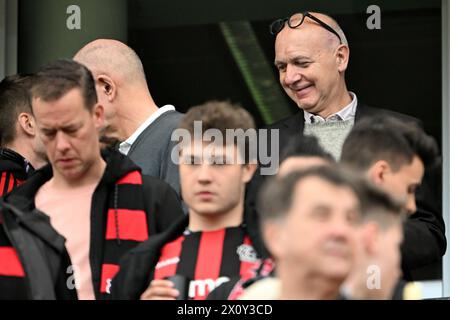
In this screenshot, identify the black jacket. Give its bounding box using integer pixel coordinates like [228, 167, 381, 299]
[0, 200, 77, 299]
[3, 150, 184, 299]
[111, 206, 268, 300]
[0, 148, 34, 196]
[246, 103, 446, 279]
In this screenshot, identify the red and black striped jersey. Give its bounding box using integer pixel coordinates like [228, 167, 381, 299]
[153, 226, 261, 300]
[0, 214, 28, 299]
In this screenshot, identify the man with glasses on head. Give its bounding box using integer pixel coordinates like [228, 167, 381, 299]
[247, 11, 445, 280]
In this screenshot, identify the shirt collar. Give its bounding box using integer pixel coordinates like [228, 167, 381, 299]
[304, 92, 358, 124]
[119, 105, 176, 155]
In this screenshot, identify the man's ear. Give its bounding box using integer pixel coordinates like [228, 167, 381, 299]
[17, 112, 36, 137]
[92, 103, 105, 130]
[335, 44, 350, 73]
[361, 222, 380, 256]
[97, 75, 116, 102]
[262, 221, 284, 259]
[368, 160, 390, 186]
[243, 163, 258, 183]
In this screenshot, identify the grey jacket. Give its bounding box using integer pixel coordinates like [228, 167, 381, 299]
[127, 109, 183, 195]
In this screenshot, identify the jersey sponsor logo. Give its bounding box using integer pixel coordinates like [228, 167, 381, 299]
[236, 244, 258, 263]
[189, 276, 230, 299]
[155, 257, 180, 270]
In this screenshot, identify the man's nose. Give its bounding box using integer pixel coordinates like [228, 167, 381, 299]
[284, 64, 302, 85]
[55, 131, 71, 152]
[197, 163, 213, 183]
[329, 216, 355, 239]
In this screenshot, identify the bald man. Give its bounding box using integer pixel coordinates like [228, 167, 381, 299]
[74, 39, 183, 195]
[246, 11, 445, 280]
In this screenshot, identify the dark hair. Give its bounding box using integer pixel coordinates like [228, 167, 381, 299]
[31, 59, 97, 112]
[280, 135, 334, 164]
[257, 166, 360, 222]
[341, 115, 439, 171]
[0, 74, 34, 145]
[357, 179, 405, 229]
[178, 100, 256, 163]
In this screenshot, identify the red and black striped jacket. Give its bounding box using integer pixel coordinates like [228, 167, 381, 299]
[3, 149, 184, 300]
[111, 206, 270, 300]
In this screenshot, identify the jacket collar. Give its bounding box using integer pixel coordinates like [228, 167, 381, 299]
[0, 147, 33, 178]
[99, 148, 142, 185]
[148, 205, 268, 259]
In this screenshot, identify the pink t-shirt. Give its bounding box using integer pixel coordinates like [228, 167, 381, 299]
[35, 181, 98, 300]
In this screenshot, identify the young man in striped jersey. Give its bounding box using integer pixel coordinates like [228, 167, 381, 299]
[0, 74, 47, 196]
[3, 60, 184, 300]
[112, 101, 268, 300]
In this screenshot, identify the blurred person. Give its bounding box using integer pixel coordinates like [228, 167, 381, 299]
[340, 115, 440, 278]
[255, 167, 361, 299]
[341, 116, 438, 216]
[342, 181, 406, 299]
[278, 135, 334, 176]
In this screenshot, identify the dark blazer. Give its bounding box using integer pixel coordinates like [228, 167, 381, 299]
[246, 102, 446, 280]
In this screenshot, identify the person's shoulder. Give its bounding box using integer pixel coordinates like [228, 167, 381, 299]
[127, 215, 187, 257]
[125, 232, 166, 257]
[157, 107, 184, 125]
[141, 174, 175, 194]
[132, 109, 183, 148]
[263, 112, 303, 130]
[142, 174, 169, 185]
[206, 277, 240, 300]
[357, 103, 422, 126]
[3, 164, 51, 207]
[238, 277, 280, 300]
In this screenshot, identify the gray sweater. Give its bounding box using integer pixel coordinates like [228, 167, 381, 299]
[303, 119, 355, 160]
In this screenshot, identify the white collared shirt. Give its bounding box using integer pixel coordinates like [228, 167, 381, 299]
[304, 92, 358, 124]
[119, 105, 176, 155]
